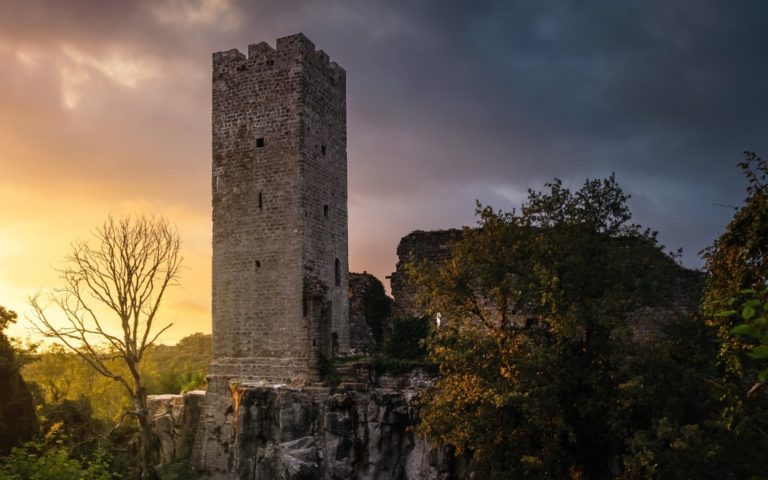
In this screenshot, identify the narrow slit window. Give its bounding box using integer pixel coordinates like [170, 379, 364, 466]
[256, 138, 265, 148]
[258, 192, 263, 209]
[321, 145, 326, 156]
[255, 260, 261, 270]
[334, 258, 341, 287]
[323, 205, 329, 218]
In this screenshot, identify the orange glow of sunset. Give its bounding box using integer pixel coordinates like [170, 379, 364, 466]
[1, 35, 213, 343]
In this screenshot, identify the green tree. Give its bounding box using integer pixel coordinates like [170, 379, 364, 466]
[29, 215, 182, 480]
[141, 333, 211, 394]
[726, 288, 768, 393]
[0, 306, 37, 455]
[412, 176, 751, 478]
[703, 152, 768, 377]
[701, 152, 768, 454]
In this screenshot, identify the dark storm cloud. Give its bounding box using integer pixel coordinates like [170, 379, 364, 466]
[258, 0, 768, 266]
[331, 0, 768, 189]
[2, 0, 765, 289]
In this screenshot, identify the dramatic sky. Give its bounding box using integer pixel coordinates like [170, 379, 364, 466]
[2, 0, 767, 342]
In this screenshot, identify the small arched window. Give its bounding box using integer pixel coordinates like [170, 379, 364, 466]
[334, 258, 341, 287]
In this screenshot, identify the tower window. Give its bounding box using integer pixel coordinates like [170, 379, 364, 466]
[334, 258, 341, 287]
[258, 192, 263, 209]
[323, 205, 329, 218]
[321, 145, 326, 156]
[255, 260, 261, 269]
[256, 138, 265, 148]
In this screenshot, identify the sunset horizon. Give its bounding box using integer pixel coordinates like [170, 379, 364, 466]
[2, 1, 766, 345]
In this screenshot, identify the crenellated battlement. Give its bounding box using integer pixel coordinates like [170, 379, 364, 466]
[213, 33, 345, 85]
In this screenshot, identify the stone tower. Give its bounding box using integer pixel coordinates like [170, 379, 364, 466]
[208, 33, 348, 390]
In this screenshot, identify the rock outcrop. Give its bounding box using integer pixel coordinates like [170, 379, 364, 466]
[148, 390, 206, 464]
[177, 369, 461, 480]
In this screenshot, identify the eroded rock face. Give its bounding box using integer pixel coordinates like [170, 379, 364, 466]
[148, 390, 206, 464]
[189, 379, 461, 480]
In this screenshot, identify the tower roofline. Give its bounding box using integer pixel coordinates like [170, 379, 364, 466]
[213, 32, 345, 75]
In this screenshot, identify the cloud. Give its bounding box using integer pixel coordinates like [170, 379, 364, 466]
[1, 0, 767, 337]
[62, 45, 158, 88]
[148, 0, 241, 30]
[57, 45, 159, 108]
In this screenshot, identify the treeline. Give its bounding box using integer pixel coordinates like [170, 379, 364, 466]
[22, 333, 211, 422]
[0, 331, 210, 480]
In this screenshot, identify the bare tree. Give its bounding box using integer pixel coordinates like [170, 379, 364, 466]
[30, 215, 182, 479]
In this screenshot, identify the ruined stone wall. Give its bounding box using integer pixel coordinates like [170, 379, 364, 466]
[389, 229, 463, 320]
[389, 228, 702, 337]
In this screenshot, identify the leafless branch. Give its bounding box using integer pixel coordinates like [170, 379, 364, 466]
[27, 214, 183, 477]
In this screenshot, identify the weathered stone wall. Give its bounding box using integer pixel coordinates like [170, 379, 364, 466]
[210, 32, 348, 388]
[389, 229, 463, 321]
[299, 36, 349, 363]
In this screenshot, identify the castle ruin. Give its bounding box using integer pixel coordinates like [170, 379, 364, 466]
[194, 33, 352, 474]
[184, 33, 703, 480]
[209, 33, 349, 389]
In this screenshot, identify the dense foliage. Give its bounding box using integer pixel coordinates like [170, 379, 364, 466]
[701, 152, 768, 452]
[412, 174, 768, 478]
[703, 153, 768, 370]
[385, 316, 432, 361]
[0, 332, 212, 479]
[0, 428, 113, 480]
[0, 306, 37, 456]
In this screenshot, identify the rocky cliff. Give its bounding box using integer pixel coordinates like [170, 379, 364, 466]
[151, 370, 461, 480]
